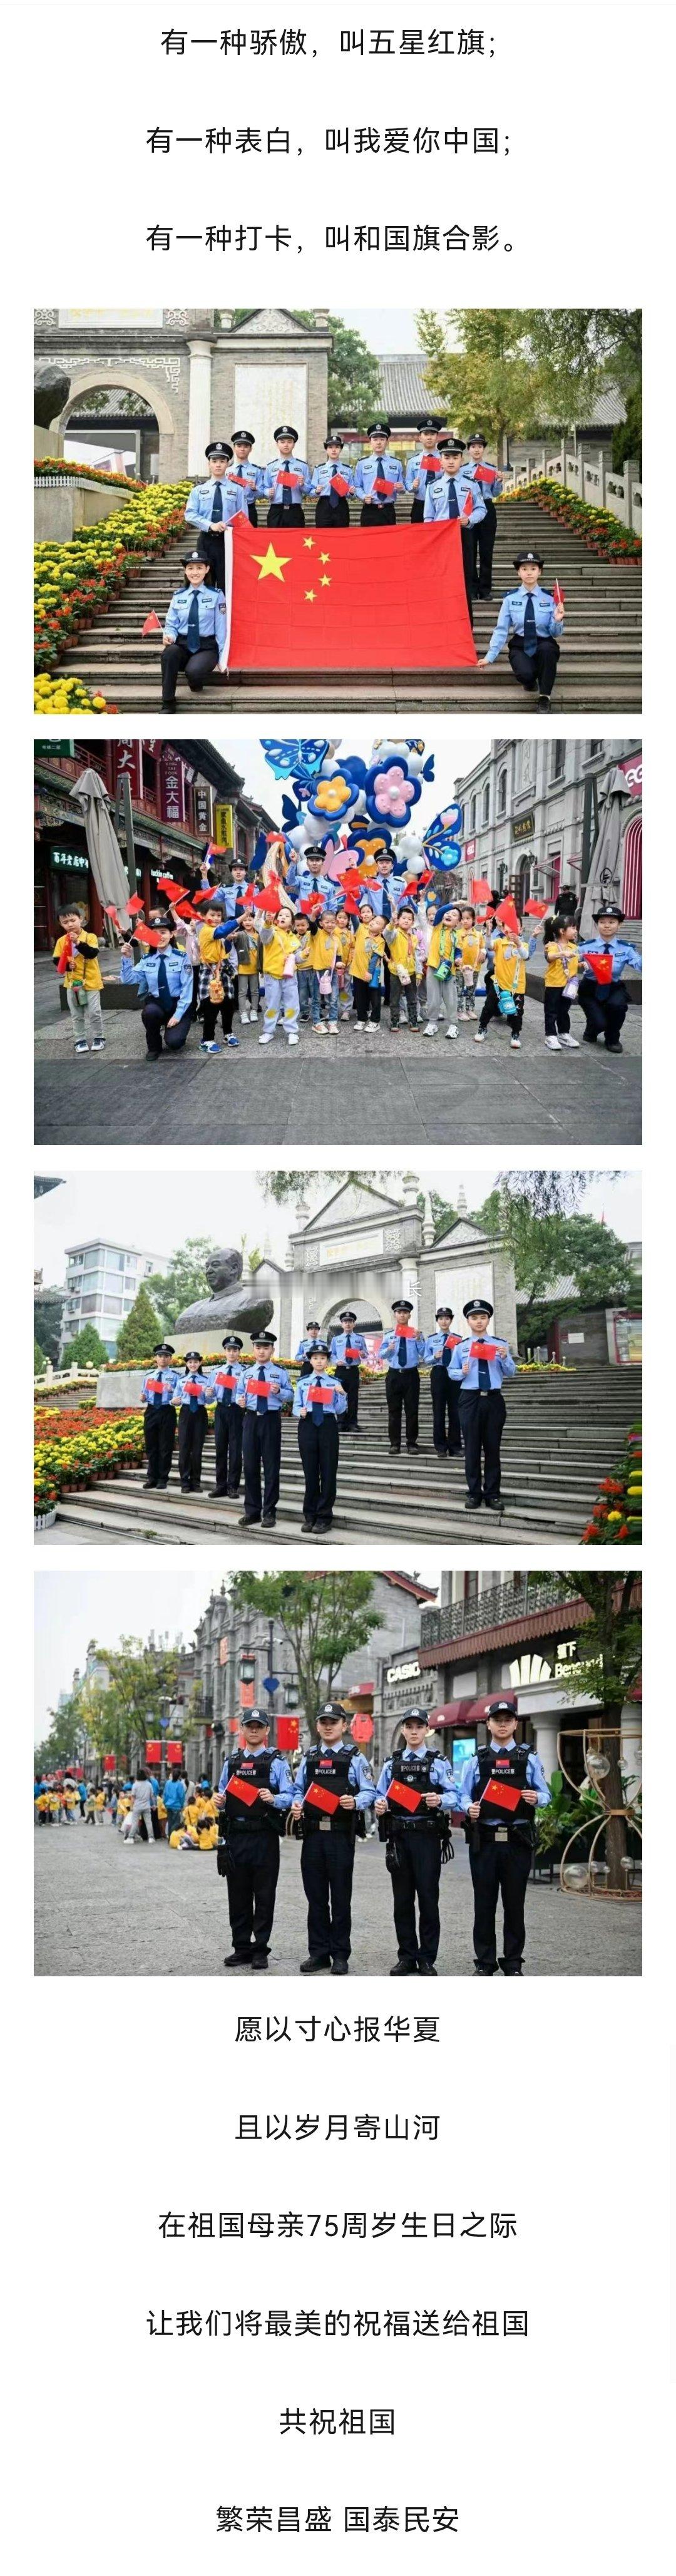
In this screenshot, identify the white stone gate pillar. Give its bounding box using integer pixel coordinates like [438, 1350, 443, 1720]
[187, 340, 213, 473]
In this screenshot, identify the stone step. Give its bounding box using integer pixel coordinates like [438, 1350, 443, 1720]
[59, 1476, 587, 1542]
[122, 1447, 610, 1495]
[73, 682, 643, 714]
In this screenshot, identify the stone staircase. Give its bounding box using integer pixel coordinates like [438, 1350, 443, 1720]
[56, 501, 642, 713]
[52, 1365, 640, 1547]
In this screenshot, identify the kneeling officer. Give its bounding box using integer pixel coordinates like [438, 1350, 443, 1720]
[459, 1695, 550, 1976]
[375, 1709, 458, 1977]
[292, 1703, 376, 1975]
[216, 1708, 294, 1969]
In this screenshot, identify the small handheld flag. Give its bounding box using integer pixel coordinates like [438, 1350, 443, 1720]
[141, 612, 162, 636]
[387, 1777, 422, 1814]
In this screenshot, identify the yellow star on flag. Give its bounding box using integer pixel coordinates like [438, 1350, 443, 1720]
[320, 576, 331, 588]
[251, 544, 290, 582]
[303, 537, 315, 551]
[319, 552, 330, 564]
[305, 588, 316, 602]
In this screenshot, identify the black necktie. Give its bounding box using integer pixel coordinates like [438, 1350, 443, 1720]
[257, 1368, 267, 1417]
[282, 472, 292, 510]
[157, 956, 170, 1012]
[446, 480, 459, 520]
[186, 590, 201, 652]
[523, 594, 537, 654]
[211, 481, 223, 521]
[398, 1336, 407, 1370]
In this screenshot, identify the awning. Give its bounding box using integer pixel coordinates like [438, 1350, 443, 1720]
[429, 1691, 518, 1729]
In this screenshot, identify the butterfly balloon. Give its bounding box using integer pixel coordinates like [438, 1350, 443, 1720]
[423, 803, 464, 870]
[260, 738, 330, 785]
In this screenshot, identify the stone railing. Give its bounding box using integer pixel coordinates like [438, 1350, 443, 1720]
[501, 445, 642, 533]
[34, 1363, 100, 1394]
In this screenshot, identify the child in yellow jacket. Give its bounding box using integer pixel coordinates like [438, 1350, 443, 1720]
[196, 900, 239, 1053]
[543, 925, 581, 1051]
[385, 903, 419, 1029]
[53, 904, 105, 1055]
[425, 903, 460, 1039]
[234, 907, 260, 1024]
[307, 906, 340, 1032]
[334, 906, 355, 1019]
[456, 907, 485, 1020]
[475, 919, 535, 1052]
[351, 900, 385, 1027]
[259, 903, 302, 1046]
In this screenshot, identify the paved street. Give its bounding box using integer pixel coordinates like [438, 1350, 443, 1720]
[34, 991, 642, 1146]
[34, 1819, 642, 1978]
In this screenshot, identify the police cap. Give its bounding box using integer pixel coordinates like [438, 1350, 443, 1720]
[463, 1297, 494, 1318]
[185, 1350, 203, 1363]
[468, 430, 487, 445]
[514, 550, 543, 569]
[253, 1330, 276, 1345]
[318, 1701, 346, 1725]
[484, 1695, 518, 1722]
[440, 439, 465, 457]
[242, 1706, 267, 1728]
[339, 1310, 357, 1323]
[324, 431, 344, 449]
[401, 1706, 430, 1727]
[309, 1340, 329, 1358]
[435, 1306, 453, 1321]
[392, 1298, 414, 1313]
[153, 1341, 175, 1357]
[205, 441, 233, 460]
[593, 904, 624, 922]
[274, 423, 298, 441]
[231, 429, 254, 445]
[222, 1335, 243, 1350]
[417, 415, 442, 433]
[367, 419, 391, 436]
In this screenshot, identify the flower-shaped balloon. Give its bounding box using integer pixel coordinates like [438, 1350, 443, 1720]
[308, 771, 359, 824]
[363, 754, 422, 826]
[346, 826, 393, 866]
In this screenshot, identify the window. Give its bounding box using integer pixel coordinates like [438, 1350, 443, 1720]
[106, 1253, 126, 1274]
[83, 1253, 100, 1272]
[482, 783, 490, 824]
[497, 768, 507, 816]
[469, 797, 476, 831]
[101, 1299, 123, 1318]
[552, 741, 566, 780]
[589, 740, 603, 756]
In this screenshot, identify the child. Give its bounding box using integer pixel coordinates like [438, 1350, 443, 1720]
[379, 1299, 427, 1454]
[259, 902, 302, 1045]
[543, 921, 581, 1051]
[160, 552, 228, 711]
[307, 906, 340, 1031]
[210, 1335, 245, 1499]
[351, 900, 385, 1025]
[234, 908, 260, 1023]
[53, 905, 105, 1054]
[290, 1701, 376, 1974]
[334, 906, 355, 1019]
[474, 916, 534, 1051]
[385, 903, 419, 1029]
[141, 1340, 178, 1491]
[456, 906, 484, 1020]
[292, 1341, 347, 1534]
[233, 1332, 294, 1529]
[196, 900, 239, 1053]
[459, 1695, 550, 1976]
[120, 922, 193, 1060]
[449, 1298, 517, 1513]
[478, 551, 565, 708]
[576, 907, 642, 1053]
[424, 902, 460, 1038]
[177, 1351, 211, 1494]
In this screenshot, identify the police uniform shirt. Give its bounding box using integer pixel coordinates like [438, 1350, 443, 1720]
[287, 866, 340, 914]
[177, 1372, 210, 1411]
[202, 880, 248, 920]
[310, 460, 355, 501]
[295, 1337, 322, 1362]
[379, 1328, 426, 1369]
[459, 1743, 550, 1811]
[184, 478, 250, 531]
[210, 1360, 243, 1405]
[423, 471, 486, 525]
[484, 584, 563, 663]
[424, 1330, 462, 1367]
[404, 446, 444, 495]
[464, 456, 504, 500]
[292, 1374, 347, 1420]
[141, 1367, 178, 1408]
[376, 1747, 458, 1811]
[226, 458, 263, 499]
[262, 456, 312, 502]
[329, 1331, 369, 1367]
[217, 1750, 294, 1810]
[353, 451, 405, 506]
[294, 1744, 376, 1809]
[233, 1362, 293, 1413]
[120, 948, 194, 1017]
[578, 936, 642, 980]
[163, 586, 228, 655]
[448, 1340, 517, 1391]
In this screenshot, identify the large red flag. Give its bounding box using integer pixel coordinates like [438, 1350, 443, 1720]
[225, 513, 476, 673]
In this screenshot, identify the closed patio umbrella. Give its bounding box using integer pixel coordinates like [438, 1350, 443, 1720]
[69, 767, 133, 932]
[580, 767, 632, 936]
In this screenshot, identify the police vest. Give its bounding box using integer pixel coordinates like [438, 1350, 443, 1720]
[302, 1745, 358, 1835]
[223, 1747, 280, 1834]
[476, 1742, 532, 1832]
[390, 1747, 441, 1830]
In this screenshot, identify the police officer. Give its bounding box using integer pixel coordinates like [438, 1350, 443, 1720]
[160, 553, 228, 711]
[464, 431, 503, 598]
[329, 1310, 369, 1434]
[141, 1342, 178, 1491]
[449, 1300, 517, 1513]
[292, 1342, 347, 1535]
[295, 1321, 322, 1378]
[405, 416, 448, 523]
[459, 1695, 550, 1975]
[353, 422, 405, 525]
[577, 908, 643, 1053]
[424, 1307, 463, 1459]
[310, 433, 354, 528]
[216, 1708, 294, 1969]
[233, 1332, 294, 1530]
[177, 1350, 210, 1494]
[292, 1702, 376, 1974]
[478, 552, 565, 707]
[375, 1709, 458, 1975]
[184, 441, 249, 586]
[210, 1335, 244, 1498]
[423, 439, 486, 623]
[263, 426, 312, 528]
[379, 1300, 427, 1454]
[228, 429, 261, 525]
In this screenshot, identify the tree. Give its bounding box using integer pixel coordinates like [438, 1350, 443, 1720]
[115, 1284, 162, 1364]
[61, 1323, 109, 1369]
[259, 1168, 401, 1206]
[225, 312, 381, 426]
[34, 1290, 64, 1365]
[474, 1184, 638, 1340]
[146, 1239, 218, 1332]
[84, 1636, 182, 1772]
[555, 1574, 642, 1890]
[34, 1338, 47, 1377]
[413, 309, 638, 454]
[228, 1573, 384, 1737]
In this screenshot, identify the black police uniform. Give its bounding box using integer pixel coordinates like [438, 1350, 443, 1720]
[178, 1368, 208, 1491]
[197, 442, 235, 586]
[430, 1332, 463, 1457]
[300, 1743, 364, 1964]
[468, 1741, 535, 1974]
[218, 1745, 284, 1959]
[382, 1747, 450, 1968]
[213, 1355, 244, 1497]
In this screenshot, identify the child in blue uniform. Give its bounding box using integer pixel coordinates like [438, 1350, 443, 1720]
[292, 1342, 347, 1534]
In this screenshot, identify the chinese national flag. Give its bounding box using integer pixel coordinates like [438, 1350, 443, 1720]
[481, 1774, 521, 1815]
[469, 1340, 499, 1362]
[226, 514, 476, 672]
[305, 1781, 341, 1815]
[387, 1777, 422, 1814]
[307, 1387, 334, 1405]
[227, 1775, 259, 1807]
[496, 898, 520, 936]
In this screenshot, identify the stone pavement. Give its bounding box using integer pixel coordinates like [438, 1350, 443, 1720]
[34, 1820, 642, 1978]
[34, 993, 642, 1146]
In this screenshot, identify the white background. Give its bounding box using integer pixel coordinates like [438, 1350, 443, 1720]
[5, 2, 672, 2567]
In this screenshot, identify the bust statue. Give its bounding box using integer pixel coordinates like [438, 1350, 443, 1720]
[175, 1248, 274, 1338]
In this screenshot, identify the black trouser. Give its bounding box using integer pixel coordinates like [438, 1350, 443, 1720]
[202, 992, 234, 1041]
[577, 977, 628, 1045]
[478, 982, 524, 1039]
[508, 635, 560, 697]
[214, 1402, 243, 1495]
[335, 1363, 360, 1428]
[297, 1413, 339, 1527]
[409, 496, 426, 523]
[301, 1830, 356, 1961]
[430, 1364, 461, 1454]
[178, 1407, 207, 1490]
[315, 496, 350, 528]
[223, 1824, 280, 1955]
[390, 1827, 443, 1964]
[389, 977, 418, 1028]
[160, 635, 219, 706]
[195, 530, 229, 586]
[143, 1403, 176, 1486]
[544, 988, 571, 1037]
[459, 1388, 506, 1503]
[242, 1409, 282, 1522]
[353, 975, 381, 1024]
[360, 502, 396, 527]
[141, 999, 192, 1058]
[469, 1829, 533, 1972]
[386, 1367, 420, 1450]
[267, 502, 305, 528]
[150, 1805, 162, 1842]
[470, 496, 497, 596]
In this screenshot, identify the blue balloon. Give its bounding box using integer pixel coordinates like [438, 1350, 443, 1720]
[260, 737, 329, 783]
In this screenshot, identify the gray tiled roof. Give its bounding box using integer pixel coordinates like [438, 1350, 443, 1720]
[377, 354, 444, 418]
[586, 379, 627, 427]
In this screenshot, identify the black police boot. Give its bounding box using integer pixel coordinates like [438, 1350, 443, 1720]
[250, 1951, 269, 1970]
[299, 1954, 332, 1973]
[223, 1949, 254, 1968]
[330, 1958, 349, 1975]
[390, 1959, 418, 1975]
[417, 1959, 438, 1976]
